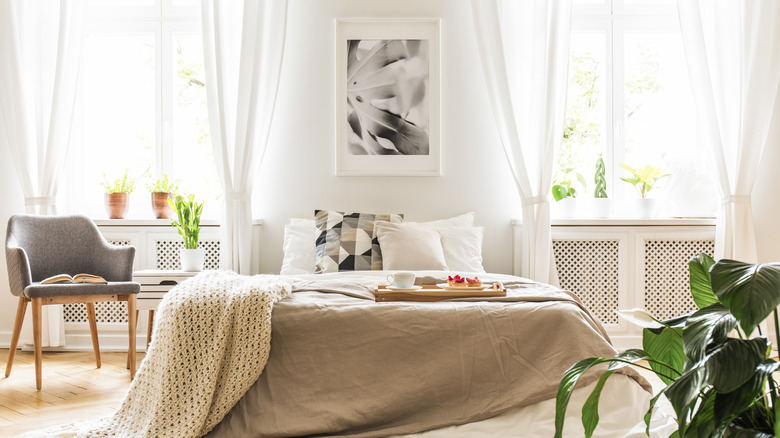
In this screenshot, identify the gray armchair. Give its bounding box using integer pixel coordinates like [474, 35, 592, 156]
[5, 214, 140, 390]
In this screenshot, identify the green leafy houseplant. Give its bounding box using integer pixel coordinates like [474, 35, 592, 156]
[619, 163, 669, 198]
[167, 194, 203, 249]
[555, 254, 780, 438]
[147, 173, 179, 193]
[552, 180, 577, 202]
[102, 168, 136, 194]
[594, 155, 607, 198]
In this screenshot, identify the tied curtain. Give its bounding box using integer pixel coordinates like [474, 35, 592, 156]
[471, 0, 572, 284]
[200, 0, 288, 274]
[0, 0, 85, 347]
[677, 0, 780, 262]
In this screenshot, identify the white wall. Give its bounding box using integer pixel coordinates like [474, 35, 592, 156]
[253, 0, 519, 275]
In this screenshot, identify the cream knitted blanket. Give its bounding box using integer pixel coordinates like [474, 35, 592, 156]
[19, 271, 291, 438]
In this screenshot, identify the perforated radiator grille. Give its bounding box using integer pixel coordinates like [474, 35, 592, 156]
[64, 239, 220, 323]
[156, 240, 220, 270]
[644, 239, 715, 320]
[64, 240, 132, 323]
[553, 239, 620, 325]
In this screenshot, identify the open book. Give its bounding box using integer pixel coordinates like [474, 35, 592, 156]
[40, 273, 107, 285]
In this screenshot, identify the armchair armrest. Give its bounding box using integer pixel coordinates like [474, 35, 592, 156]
[6, 245, 32, 296]
[92, 242, 136, 282]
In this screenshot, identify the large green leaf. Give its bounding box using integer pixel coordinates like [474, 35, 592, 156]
[582, 370, 614, 438]
[554, 350, 649, 438]
[713, 362, 771, 427]
[685, 391, 718, 438]
[665, 364, 708, 425]
[689, 253, 718, 309]
[711, 260, 780, 336]
[705, 338, 768, 394]
[683, 304, 737, 364]
[643, 326, 684, 384]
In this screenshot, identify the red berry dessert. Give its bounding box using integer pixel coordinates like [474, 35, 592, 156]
[447, 275, 481, 287]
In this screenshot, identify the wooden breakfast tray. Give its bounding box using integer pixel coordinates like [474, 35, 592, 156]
[374, 284, 506, 302]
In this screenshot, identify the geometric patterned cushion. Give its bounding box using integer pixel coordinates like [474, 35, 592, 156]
[314, 210, 403, 273]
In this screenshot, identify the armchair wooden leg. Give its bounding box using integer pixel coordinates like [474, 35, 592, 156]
[5, 297, 28, 378]
[32, 297, 42, 390]
[126, 310, 139, 370]
[127, 296, 137, 379]
[86, 302, 101, 368]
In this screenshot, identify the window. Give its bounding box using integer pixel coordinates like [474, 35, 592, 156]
[557, 0, 717, 218]
[65, 0, 219, 219]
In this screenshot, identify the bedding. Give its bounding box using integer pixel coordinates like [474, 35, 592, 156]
[205, 271, 657, 438]
[282, 212, 481, 275]
[374, 222, 448, 270]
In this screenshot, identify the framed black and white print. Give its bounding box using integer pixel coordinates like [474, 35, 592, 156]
[336, 19, 441, 176]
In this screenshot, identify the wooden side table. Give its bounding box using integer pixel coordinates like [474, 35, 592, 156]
[133, 270, 199, 348]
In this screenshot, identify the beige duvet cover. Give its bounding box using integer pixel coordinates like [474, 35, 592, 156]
[205, 272, 649, 438]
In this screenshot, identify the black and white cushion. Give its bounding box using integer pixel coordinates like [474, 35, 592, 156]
[314, 210, 403, 273]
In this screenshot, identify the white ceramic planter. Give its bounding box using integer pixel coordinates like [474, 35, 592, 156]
[553, 198, 578, 219]
[180, 248, 205, 272]
[628, 198, 658, 219]
[589, 198, 612, 218]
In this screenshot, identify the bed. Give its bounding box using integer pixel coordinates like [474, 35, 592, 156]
[204, 270, 674, 438]
[201, 211, 675, 437]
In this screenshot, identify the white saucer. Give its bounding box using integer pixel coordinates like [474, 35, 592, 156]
[386, 285, 423, 291]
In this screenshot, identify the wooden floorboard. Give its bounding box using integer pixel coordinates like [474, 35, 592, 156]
[0, 348, 142, 437]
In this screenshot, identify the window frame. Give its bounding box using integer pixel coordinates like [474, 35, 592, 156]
[567, 0, 708, 218]
[67, 1, 206, 218]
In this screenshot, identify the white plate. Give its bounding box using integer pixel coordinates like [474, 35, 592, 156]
[435, 283, 490, 291]
[386, 285, 423, 292]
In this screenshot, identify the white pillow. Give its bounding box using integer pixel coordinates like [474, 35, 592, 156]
[437, 226, 485, 273]
[280, 220, 317, 275]
[374, 222, 448, 271]
[409, 212, 474, 228]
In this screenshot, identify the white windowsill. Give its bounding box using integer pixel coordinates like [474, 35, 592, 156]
[93, 218, 263, 227]
[511, 218, 716, 227]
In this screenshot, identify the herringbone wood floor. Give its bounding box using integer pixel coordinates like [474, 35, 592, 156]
[0, 348, 143, 437]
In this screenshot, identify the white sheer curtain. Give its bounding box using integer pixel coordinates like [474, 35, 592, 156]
[471, 0, 571, 284]
[677, 0, 780, 262]
[200, 0, 288, 274]
[0, 0, 84, 347]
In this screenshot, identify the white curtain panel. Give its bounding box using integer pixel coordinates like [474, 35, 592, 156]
[471, 0, 571, 284]
[677, 0, 780, 262]
[200, 0, 288, 274]
[0, 0, 84, 347]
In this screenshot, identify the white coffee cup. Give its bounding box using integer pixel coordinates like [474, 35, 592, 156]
[387, 271, 416, 289]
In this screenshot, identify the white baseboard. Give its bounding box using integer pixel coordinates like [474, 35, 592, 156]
[0, 323, 148, 352]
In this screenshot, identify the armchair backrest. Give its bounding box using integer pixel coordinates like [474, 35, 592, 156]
[6, 215, 109, 282]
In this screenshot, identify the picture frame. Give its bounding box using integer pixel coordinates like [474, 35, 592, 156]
[335, 19, 441, 176]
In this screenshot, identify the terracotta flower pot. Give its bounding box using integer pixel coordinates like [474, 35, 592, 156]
[105, 193, 129, 219]
[151, 192, 173, 219]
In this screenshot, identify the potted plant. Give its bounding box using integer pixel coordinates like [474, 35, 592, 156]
[555, 254, 780, 437]
[552, 168, 580, 219]
[619, 163, 669, 218]
[168, 194, 204, 271]
[590, 154, 610, 218]
[148, 174, 179, 219]
[102, 169, 136, 219]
